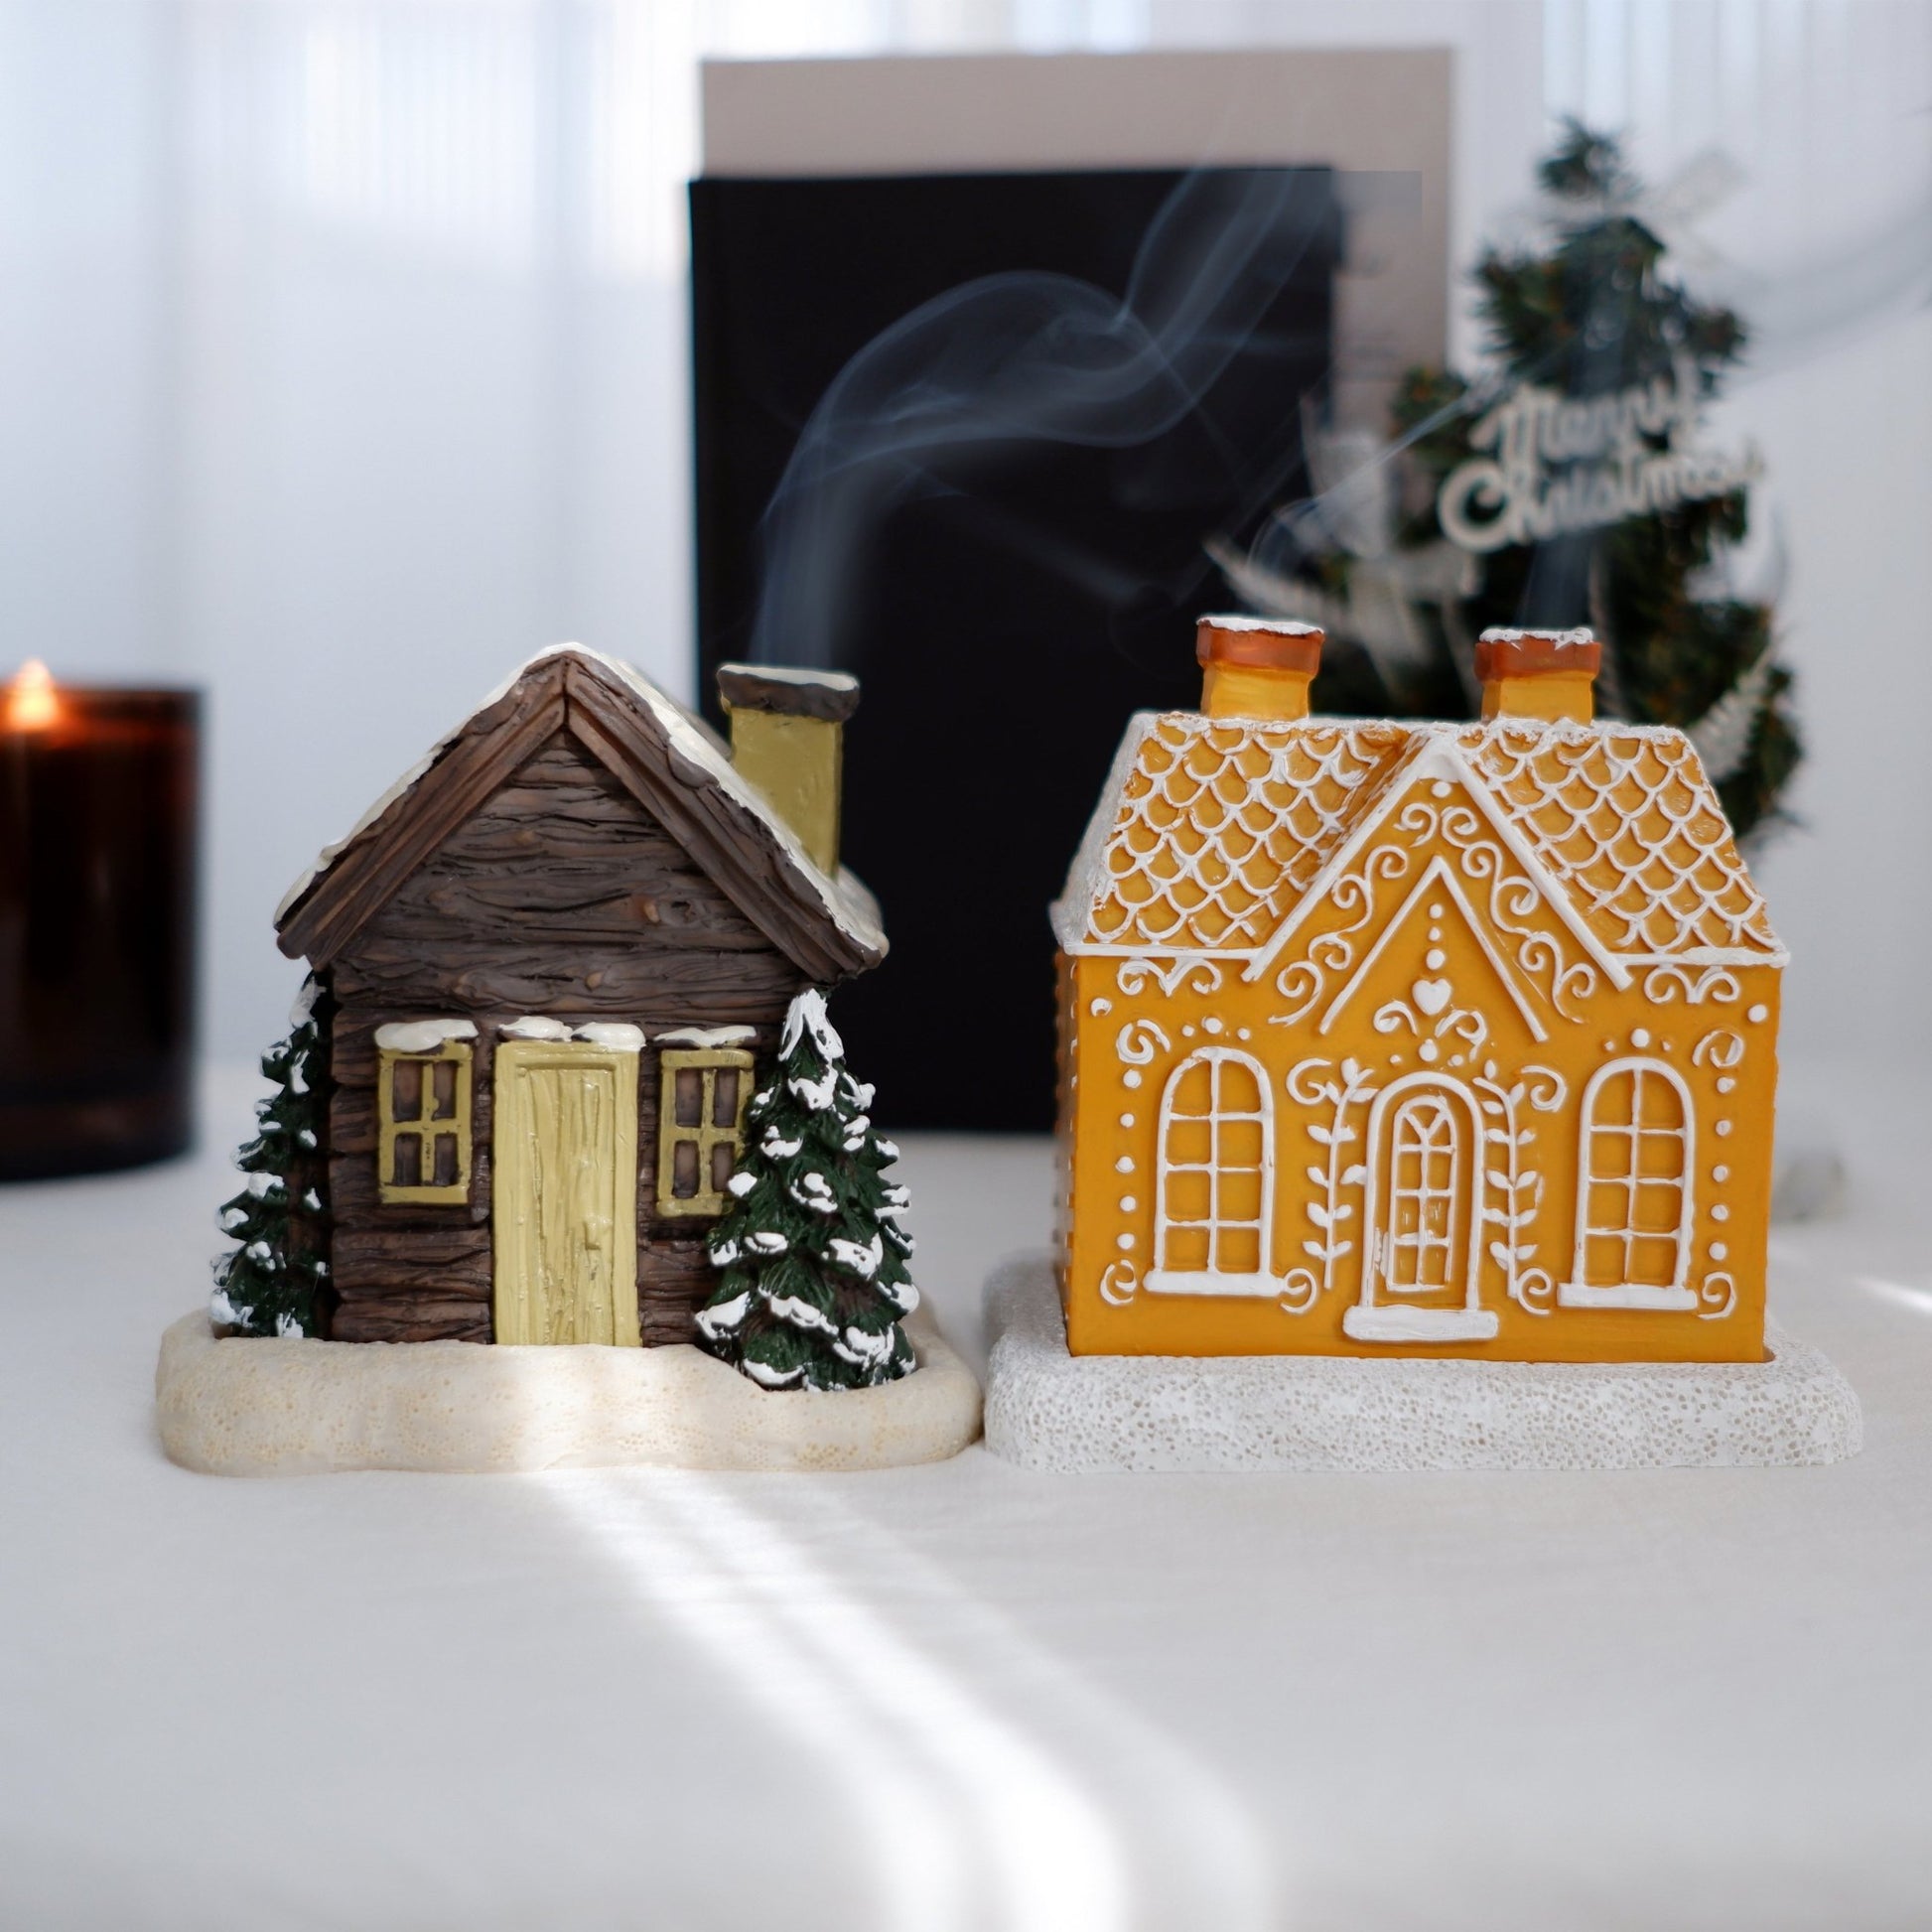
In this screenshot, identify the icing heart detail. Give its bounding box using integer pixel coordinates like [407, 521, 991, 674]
[1412, 978, 1452, 1016]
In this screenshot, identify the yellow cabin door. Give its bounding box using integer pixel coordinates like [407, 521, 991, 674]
[492, 1040, 640, 1346]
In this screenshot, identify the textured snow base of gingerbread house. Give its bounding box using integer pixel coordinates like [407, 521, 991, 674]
[983, 1255, 1861, 1472]
[156, 1306, 980, 1476]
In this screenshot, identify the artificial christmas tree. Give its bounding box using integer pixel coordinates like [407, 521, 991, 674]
[1221, 121, 1799, 841]
[1400, 120, 1798, 838]
[696, 989, 918, 1391]
[210, 977, 333, 1338]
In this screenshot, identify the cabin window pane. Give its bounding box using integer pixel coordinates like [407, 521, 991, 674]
[672, 1140, 700, 1198]
[378, 1039, 474, 1205]
[390, 1058, 423, 1123]
[656, 1046, 755, 1217]
[392, 1135, 422, 1188]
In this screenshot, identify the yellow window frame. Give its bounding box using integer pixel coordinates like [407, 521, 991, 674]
[378, 1040, 475, 1204]
[656, 1047, 755, 1217]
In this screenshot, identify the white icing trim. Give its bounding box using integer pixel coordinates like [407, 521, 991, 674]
[1055, 711, 1787, 970]
[654, 1025, 757, 1048]
[372, 1019, 478, 1052]
[501, 1015, 573, 1041]
[276, 644, 886, 962]
[1354, 1072, 1489, 1335]
[1477, 625, 1593, 647]
[1152, 1047, 1275, 1289]
[573, 1023, 644, 1051]
[1050, 713, 1160, 951]
[1341, 1305, 1500, 1343]
[1198, 613, 1323, 635]
[1568, 1055, 1696, 1297]
[1246, 736, 1630, 990]
[1615, 948, 1793, 969]
[1144, 1271, 1281, 1298]
[1557, 1283, 1699, 1311]
[1315, 854, 1548, 1043]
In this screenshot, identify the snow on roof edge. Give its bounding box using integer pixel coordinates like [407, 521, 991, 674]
[275, 643, 886, 963]
[1053, 709, 1784, 960]
[1050, 713, 1161, 952]
[577, 646, 886, 961]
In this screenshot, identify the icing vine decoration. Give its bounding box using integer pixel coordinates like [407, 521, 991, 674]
[1115, 1019, 1171, 1067]
[1099, 1259, 1140, 1306]
[1268, 788, 1596, 1031]
[1692, 1028, 1745, 1070]
[1470, 1058, 1569, 1313]
[1372, 976, 1490, 1064]
[1697, 1271, 1736, 1319]
[1644, 965, 1740, 1007]
[1116, 956, 1226, 1000]
[1428, 800, 1597, 1019]
[1283, 1055, 1380, 1308]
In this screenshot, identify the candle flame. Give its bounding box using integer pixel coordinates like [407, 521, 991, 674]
[6, 659, 60, 731]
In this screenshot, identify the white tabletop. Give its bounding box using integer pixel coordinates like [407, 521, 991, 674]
[3, 1062, 1930, 1931]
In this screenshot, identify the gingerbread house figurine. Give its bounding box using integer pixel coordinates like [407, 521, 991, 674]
[1051, 617, 1784, 1363]
[261, 645, 885, 1349]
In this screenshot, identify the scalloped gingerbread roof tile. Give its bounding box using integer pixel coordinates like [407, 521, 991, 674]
[1056, 712, 1781, 963]
[1459, 721, 1778, 958]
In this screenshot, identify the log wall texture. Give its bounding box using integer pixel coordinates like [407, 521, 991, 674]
[325, 732, 804, 1344]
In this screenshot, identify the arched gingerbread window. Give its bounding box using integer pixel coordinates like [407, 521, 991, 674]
[1343, 1073, 1496, 1344]
[1151, 1049, 1273, 1290]
[1563, 1057, 1696, 1310]
[1383, 1089, 1462, 1294]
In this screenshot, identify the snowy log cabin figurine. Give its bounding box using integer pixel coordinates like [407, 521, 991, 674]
[211, 645, 920, 1382]
[1052, 617, 1785, 1363]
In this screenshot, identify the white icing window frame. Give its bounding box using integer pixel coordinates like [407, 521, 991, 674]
[1559, 1055, 1698, 1311]
[1382, 1090, 1463, 1294]
[1344, 1073, 1498, 1344]
[1148, 1047, 1277, 1298]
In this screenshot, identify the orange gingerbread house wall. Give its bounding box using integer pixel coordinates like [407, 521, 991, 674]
[1054, 704, 1783, 1365]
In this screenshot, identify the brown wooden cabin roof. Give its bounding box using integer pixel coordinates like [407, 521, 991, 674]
[274, 646, 887, 985]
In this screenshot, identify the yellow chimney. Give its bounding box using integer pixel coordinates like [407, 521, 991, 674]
[1476, 626, 1600, 723]
[716, 664, 859, 875]
[1195, 616, 1324, 722]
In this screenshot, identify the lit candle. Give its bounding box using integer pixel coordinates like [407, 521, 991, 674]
[0, 662, 200, 1177]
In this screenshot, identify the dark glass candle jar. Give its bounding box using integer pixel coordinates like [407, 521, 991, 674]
[0, 667, 200, 1178]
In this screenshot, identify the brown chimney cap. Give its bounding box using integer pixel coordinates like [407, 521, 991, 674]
[1473, 626, 1600, 680]
[1196, 614, 1324, 673]
[716, 662, 861, 724]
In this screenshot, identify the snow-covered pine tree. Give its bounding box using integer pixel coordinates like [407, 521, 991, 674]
[210, 976, 334, 1338]
[695, 988, 917, 1391]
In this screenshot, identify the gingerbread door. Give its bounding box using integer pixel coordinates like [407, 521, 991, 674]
[1345, 1075, 1498, 1345]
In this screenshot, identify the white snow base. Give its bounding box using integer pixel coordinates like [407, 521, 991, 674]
[157, 1305, 980, 1477]
[982, 1255, 1862, 1473]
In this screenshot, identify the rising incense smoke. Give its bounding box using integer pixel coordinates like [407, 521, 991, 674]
[748, 169, 1338, 667]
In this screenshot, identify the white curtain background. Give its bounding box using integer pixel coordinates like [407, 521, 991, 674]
[1, 0, 1926, 1076]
